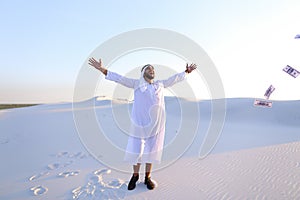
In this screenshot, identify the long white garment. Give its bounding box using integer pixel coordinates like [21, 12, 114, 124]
[105, 70, 187, 164]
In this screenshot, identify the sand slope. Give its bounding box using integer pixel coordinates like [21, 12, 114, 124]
[0, 98, 299, 199]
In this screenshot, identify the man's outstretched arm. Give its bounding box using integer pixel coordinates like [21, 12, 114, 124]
[88, 57, 137, 89]
[88, 58, 108, 75]
[163, 63, 197, 88]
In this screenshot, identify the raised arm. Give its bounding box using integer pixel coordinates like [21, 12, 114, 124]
[88, 57, 137, 89]
[163, 63, 197, 88]
[88, 58, 108, 75]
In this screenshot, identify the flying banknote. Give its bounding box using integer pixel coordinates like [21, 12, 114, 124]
[283, 65, 300, 78]
[264, 85, 275, 99]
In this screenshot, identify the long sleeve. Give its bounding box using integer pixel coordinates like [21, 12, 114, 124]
[105, 71, 138, 89]
[161, 71, 187, 88]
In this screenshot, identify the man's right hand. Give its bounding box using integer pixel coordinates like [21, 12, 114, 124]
[88, 58, 108, 75]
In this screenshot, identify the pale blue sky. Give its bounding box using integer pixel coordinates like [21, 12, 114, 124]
[1, 0, 300, 103]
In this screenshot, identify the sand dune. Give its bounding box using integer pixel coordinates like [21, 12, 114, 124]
[0, 98, 299, 199]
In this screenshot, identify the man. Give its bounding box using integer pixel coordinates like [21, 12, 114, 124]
[88, 58, 197, 190]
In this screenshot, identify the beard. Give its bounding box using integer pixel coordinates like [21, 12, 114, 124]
[144, 72, 155, 80]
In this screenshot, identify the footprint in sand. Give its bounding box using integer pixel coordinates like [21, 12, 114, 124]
[56, 151, 68, 157]
[46, 160, 73, 171]
[29, 171, 50, 181]
[47, 163, 60, 170]
[30, 185, 48, 196]
[68, 152, 89, 159]
[94, 169, 111, 176]
[55, 151, 89, 159]
[48, 151, 88, 172]
[63, 160, 73, 167]
[57, 170, 80, 178]
[72, 169, 127, 200]
[0, 137, 9, 144]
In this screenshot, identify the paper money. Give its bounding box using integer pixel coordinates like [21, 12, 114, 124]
[254, 99, 272, 108]
[283, 65, 300, 78]
[264, 85, 275, 99]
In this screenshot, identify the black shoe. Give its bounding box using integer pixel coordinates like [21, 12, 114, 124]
[128, 174, 139, 190]
[144, 176, 155, 190]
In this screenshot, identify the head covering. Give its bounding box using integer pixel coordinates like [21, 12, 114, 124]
[139, 64, 152, 92]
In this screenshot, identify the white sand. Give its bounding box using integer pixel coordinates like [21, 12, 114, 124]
[0, 98, 299, 199]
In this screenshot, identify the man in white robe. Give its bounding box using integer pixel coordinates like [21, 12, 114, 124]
[88, 58, 196, 190]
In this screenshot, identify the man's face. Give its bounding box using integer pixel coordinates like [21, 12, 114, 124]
[144, 66, 155, 80]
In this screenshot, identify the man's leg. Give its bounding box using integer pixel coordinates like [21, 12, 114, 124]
[145, 163, 152, 178]
[128, 163, 141, 190]
[133, 163, 141, 176]
[144, 163, 155, 190]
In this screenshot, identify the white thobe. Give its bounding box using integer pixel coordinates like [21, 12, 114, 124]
[105, 70, 187, 164]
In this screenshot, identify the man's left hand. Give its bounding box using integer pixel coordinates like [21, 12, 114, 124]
[185, 63, 197, 73]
